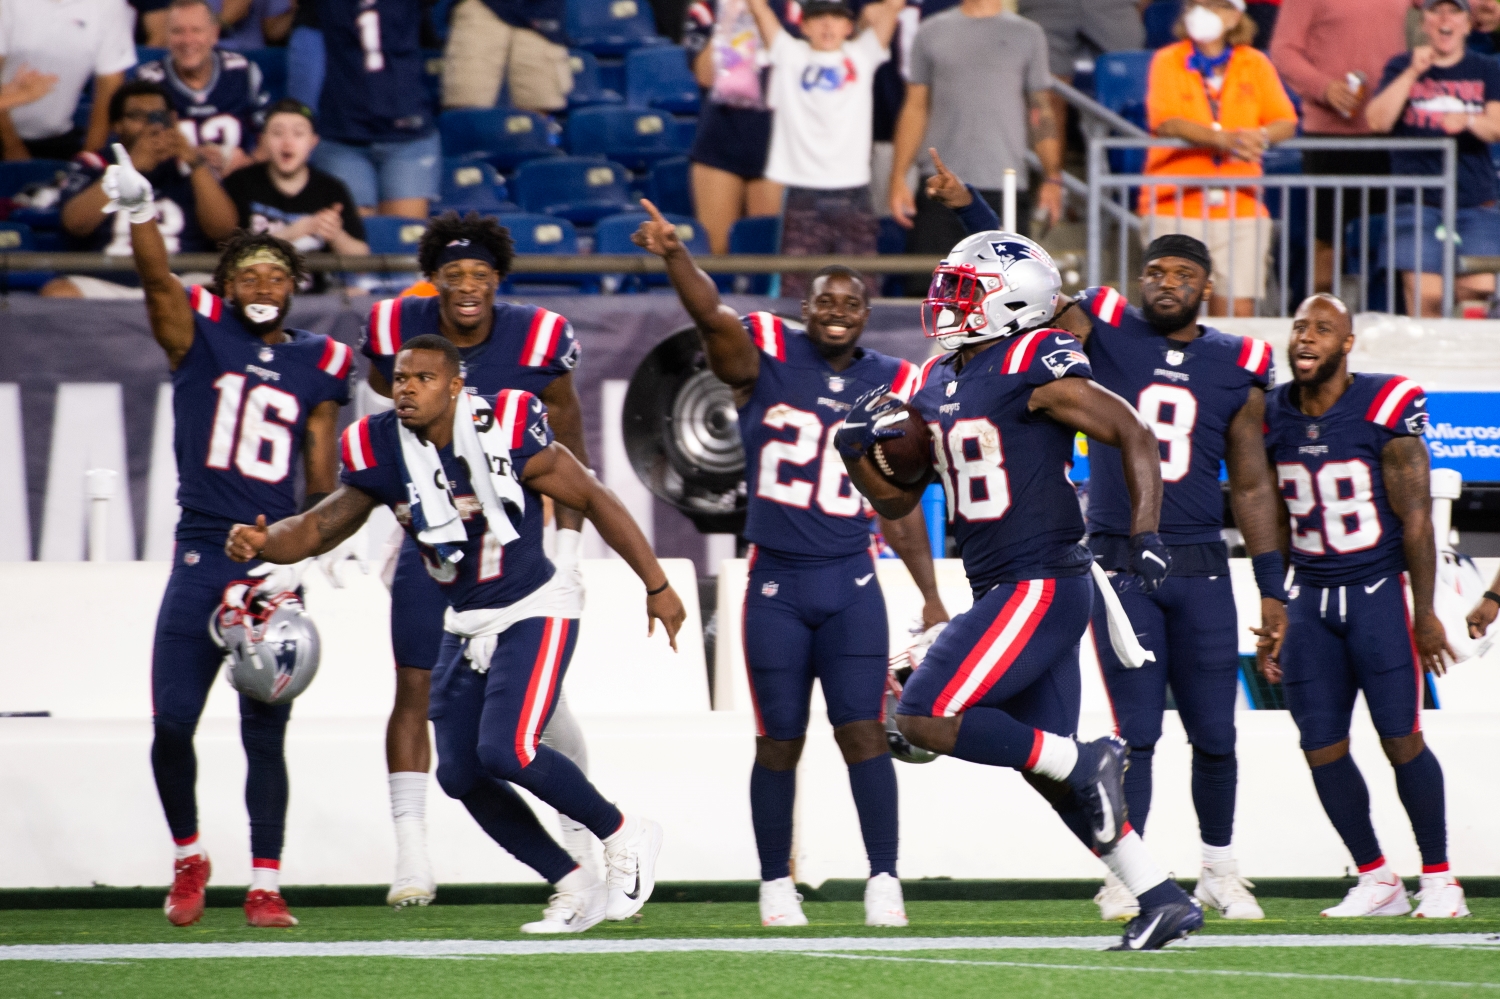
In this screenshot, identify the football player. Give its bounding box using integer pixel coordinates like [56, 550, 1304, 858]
[361, 212, 596, 908]
[108, 145, 353, 928]
[1468, 570, 1500, 639]
[1259, 294, 1466, 919]
[632, 200, 948, 928]
[227, 336, 681, 934]
[840, 232, 1206, 952]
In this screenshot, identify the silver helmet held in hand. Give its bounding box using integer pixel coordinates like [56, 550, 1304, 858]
[922, 231, 1061, 351]
[210, 583, 321, 705]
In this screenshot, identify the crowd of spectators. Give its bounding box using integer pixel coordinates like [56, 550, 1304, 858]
[0, 0, 1498, 315]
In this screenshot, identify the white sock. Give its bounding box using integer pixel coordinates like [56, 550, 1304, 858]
[601, 814, 632, 849]
[1101, 831, 1169, 899]
[174, 837, 205, 862]
[556, 865, 598, 893]
[1028, 732, 1079, 782]
[1201, 842, 1234, 868]
[389, 772, 428, 822]
[1364, 861, 1397, 883]
[250, 864, 279, 893]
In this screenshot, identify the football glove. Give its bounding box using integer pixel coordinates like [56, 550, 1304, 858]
[834, 385, 906, 460]
[890, 620, 947, 675]
[101, 142, 157, 224]
[1129, 532, 1171, 594]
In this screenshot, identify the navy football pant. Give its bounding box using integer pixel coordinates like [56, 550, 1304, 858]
[431, 616, 620, 883]
[743, 547, 895, 881]
[151, 539, 291, 863]
[389, 536, 448, 671]
[1090, 572, 1240, 844]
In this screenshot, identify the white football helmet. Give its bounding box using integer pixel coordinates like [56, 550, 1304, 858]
[923, 231, 1062, 351]
[210, 584, 321, 705]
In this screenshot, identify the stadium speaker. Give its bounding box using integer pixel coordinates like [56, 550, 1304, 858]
[622, 325, 748, 535]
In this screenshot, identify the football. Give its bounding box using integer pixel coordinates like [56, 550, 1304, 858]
[870, 403, 933, 486]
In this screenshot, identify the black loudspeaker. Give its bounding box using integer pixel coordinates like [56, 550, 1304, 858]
[622, 326, 747, 535]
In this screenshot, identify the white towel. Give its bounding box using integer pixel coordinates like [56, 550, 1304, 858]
[1090, 561, 1157, 669]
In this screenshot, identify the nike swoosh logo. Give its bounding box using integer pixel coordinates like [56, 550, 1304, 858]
[1364, 578, 1388, 594]
[1142, 551, 1166, 569]
[1054, 336, 1071, 345]
[1128, 912, 1164, 949]
[1093, 781, 1116, 843]
[625, 873, 641, 901]
[855, 573, 874, 586]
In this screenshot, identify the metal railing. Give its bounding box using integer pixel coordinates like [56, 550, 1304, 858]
[1086, 136, 1460, 318]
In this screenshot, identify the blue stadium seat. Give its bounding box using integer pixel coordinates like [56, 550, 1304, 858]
[565, 106, 688, 171]
[593, 210, 708, 290]
[0, 222, 55, 291]
[568, 49, 624, 108]
[596, 57, 626, 96]
[511, 156, 635, 223]
[566, 0, 668, 55]
[243, 48, 287, 103]
[1095, 51, 1153, 174]
[363, 216, 429, 253]
[493, 213, 593, 291]
[437, 158, 516, 213]
[421, 50, 445, 118]
[727, 214, 780, 294]
[644, 156, 692, 217]
[625, 46, 700, 114]
[1142, 0, 1181, 49]
[438, 108, 562, 171]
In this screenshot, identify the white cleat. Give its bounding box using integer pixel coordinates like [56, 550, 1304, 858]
[759, 876, 809, 927]
[1321, 871, 1410, 917]
[1194, 860, 1265, 920]
[520, 881, 607, 934]
[559, 815, 602, 882]
[386, 873, 437, 909]
[864, 873, 908, 927]
[388, 818, 436, 908]
[1412, 874, 1470, 918]
[1094, 872, 1139, 922]
[603, 816, 664, 921]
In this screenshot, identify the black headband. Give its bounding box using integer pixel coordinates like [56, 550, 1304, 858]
[1143, 234, 1212, 275]
[436, 238, 497, 269]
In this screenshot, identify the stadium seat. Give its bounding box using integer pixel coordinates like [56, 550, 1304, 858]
[511, 156, 635, 224]
[437, 158, 515, 213]
[0, 222, 56, 291]
[438, 108, 562, 172]
[492, 212, 595, 291]
[566, 0, 668, 55]
[593, 209, 708, 291]
[243, 48, 287, 103]
[565, 107, 688, 172]
[1094, 51, 1153, 174]
[644, 156, 692, 217]
[358, 217, 428, 295]
[625, 46, 700, 114]
[728, 215, 780, 295]
[1142, 0, 1181, 49]
[568, 49, 625, 108]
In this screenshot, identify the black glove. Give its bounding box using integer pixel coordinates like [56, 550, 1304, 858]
[1129, 532, 1171, 594]
[834, 385, 904, 460]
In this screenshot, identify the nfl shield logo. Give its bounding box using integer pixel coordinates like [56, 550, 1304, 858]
[828, 376, 845, 392]
[945, 381, 957, 397]
[1165, 350, 1185, 366]
[259, 348, 274, 362]
[761, 581, 780, 598]
[1306, 424, 1320, 440]
[184, 550, 200, 566]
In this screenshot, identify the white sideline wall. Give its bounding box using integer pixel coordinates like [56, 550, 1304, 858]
[1, 559, 1498, 888]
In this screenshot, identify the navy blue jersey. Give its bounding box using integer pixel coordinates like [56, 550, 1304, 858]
[174, 286, 354, 526]
[339, 390, 555, 610]
[1079, 286, 1274, 549]
[1265, 373, 1429, 587]
[739, 313, 921, 558]
[60, 149, 213, 255]
[135, 49, 269, 153]
[362, 296, 579, 397]
[910, 328, 1093, 595]
[315, 0, 434, 145]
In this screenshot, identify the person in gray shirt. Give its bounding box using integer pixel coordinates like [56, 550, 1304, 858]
[887, 0, 1062, 289]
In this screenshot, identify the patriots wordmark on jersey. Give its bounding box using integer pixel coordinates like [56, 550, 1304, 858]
[739, 312, 921, 558]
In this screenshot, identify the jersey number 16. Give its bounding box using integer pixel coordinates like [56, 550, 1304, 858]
[207, 373, 301, 483]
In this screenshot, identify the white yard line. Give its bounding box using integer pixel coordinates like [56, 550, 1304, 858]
[0, 933, 1496, 963]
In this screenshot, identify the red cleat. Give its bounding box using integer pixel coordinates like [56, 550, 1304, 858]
[245, 889, 299, 927]
[165, 854, 211, 927]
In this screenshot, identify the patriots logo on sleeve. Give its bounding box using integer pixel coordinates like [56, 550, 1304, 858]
[1042, 348, 1089, 379]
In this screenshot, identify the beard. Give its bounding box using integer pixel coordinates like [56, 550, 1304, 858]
[232, 300, 285, 336]
[1295, 350, 1345, 389]
[1141, 289, 1203, 334]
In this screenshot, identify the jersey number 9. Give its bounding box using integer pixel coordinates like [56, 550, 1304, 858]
[1137, 384, 1197, 483]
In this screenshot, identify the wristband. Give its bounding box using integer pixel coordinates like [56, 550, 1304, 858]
[555, 528, 582, 559]
[1485, 590, 1500, 606]
[646, 579, 670, 596]
[1251, 550, 1288, 602]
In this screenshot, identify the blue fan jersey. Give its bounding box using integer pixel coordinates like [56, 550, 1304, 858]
[1078, 286, 1274, 570]
[1265, 373, 1429, 588]
[60, 150, 213, 256]
[339, 390, 556, 610]
[174, 286, 354, 527]
[910, 328, 1094, 596]
[135, 49, 269, 153]
[315, 0, 434, 145]
[739, 313, 921, 558]
[361, 296, 580, 396]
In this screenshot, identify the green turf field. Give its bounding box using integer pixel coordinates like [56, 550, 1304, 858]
[4, 900, 1498, 998]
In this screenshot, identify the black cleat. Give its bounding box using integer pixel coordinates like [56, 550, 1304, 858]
[1110, 898, 1204, 951]
[1072, 735, 1129, 855]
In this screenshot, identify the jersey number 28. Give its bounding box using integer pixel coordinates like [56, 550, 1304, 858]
[208, 373, 301, 483]
[1277, 459, 1382, 555]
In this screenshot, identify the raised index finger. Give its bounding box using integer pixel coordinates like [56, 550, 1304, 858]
[929, 147, 952, 178]
[638, 198, 669, 227]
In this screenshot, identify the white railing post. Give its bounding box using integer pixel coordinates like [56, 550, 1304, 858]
[85, 467, 116, 563]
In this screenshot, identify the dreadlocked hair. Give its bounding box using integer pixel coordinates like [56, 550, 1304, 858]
[418, 210, 516, 278]
[212, 229, 307, 297]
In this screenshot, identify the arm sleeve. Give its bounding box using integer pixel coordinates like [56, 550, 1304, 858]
[1019, 331, 1093, 387]
[1023, 21, 1050, 95]
[852, 27, 889, 72]
[1365, 378, 1430, 437]
[338, 418, 394, 498]
[956, 185, 999, 232]
[906, 25, 932, 86]
[1268, 0, 1334, 106]
[496, 391, 556, 475]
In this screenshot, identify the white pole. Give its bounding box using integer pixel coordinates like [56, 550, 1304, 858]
[86, 468, 116, 563]
[1002, 168, 1017, 232]
[1430, 468, 1462, 551]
